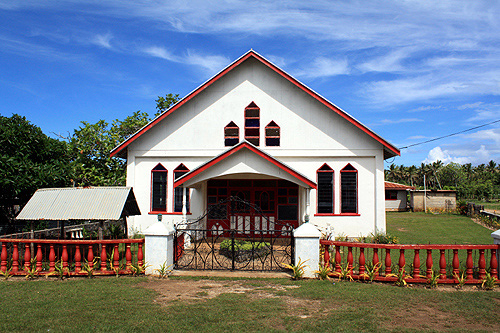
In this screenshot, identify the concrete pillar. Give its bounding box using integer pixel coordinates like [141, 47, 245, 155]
[491, 229, 500, 279]
[293, 223, 321, 278]
[144, 222, 174, 275]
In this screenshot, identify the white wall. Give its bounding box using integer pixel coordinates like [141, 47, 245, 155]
[125, 57, 388, 237]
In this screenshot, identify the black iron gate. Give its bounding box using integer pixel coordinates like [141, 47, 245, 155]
[174, 197, 294, 271]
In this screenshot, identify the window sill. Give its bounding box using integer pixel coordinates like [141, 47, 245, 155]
[148, 211, 192, 215]
[314, 213, 360, 217]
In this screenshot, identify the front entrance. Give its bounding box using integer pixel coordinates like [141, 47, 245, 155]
[207, 179, 299, 237]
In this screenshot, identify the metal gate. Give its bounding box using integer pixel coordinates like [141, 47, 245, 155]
[174, 196, 294, 271]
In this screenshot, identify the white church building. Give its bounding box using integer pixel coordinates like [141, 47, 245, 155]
[110, 50, 400, 237]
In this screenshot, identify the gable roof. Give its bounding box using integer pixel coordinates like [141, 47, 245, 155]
[16, 187, 141, 221]
[110, 50, 400, 159]
[174, 141, 317, 189]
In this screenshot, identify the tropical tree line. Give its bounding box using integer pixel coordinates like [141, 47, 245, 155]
[385, 161, 500, 201]
[0, 93, 180, 231]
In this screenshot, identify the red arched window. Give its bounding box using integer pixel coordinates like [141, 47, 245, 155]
[265, 121, 280, 146]
[224, 121, 239, 146]
[173, 163, 190, 213]
[244, 102, 260, 146]
[317, 163, 334, 214]
[151, 163, 167, 211]
[341, 164, 358, 214]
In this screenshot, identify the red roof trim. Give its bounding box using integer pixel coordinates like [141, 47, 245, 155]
[384, 181, 415, 190]
[173, 142, 317, 189]
[110, 50, 400, 158]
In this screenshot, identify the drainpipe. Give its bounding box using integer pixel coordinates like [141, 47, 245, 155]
[304, 188, 310, 223]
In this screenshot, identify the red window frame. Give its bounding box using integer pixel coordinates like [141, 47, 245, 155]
[315, 163, 334, 216]
[340, 163, 358, 215]
[224, 121, 239, 147]
[244, 102, 260, 146]
[265, 121, 280, 146]
[173, 163, 190, 213]
[150, 163, 167, 213]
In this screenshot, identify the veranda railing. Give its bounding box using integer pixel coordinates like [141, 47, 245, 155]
[0, 238, 144, 276]
[320, 240, 499, 284]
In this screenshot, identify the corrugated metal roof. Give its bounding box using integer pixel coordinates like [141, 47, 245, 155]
[385, 181, 415, 190]
[15, 187, 141, 221]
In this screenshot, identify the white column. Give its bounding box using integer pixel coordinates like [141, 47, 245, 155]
[304, 188, 311, 223]
[293, 223, 321, 278]
[492, 229, 500, 279]
[144, 222, 174, 275]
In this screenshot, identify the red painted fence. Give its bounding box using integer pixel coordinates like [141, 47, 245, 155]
[0, 238, 144, 276]
[320, 240, 499, 284]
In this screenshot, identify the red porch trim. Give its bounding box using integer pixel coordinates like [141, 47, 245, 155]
[110, 50, 400, 159]
[174, 141, 317, 189]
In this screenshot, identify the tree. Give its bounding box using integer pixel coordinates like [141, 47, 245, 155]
[0, 114, 71, 231]
[155, 93, 180, 114]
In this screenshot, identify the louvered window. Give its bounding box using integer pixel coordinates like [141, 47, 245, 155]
[341, 164, 358, 214]
[174, 164, 190, 213]
[244, 102, 260, 146]
[151, 164, 167, 211]
[317, 164, 334, 214]
[265, 121, 280, 146]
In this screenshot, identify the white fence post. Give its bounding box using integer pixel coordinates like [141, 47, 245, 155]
[144, 222, 174, 275]
[293, 223, 321, 278]
[491, 229, 500, 279]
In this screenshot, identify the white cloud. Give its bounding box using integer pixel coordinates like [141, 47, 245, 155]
[295, 57, 349, 79]
[358, 48, 414, 73]
[379, 118, 423, 124]
[423, 146, 471, 164]
[142, 46, 228, 73]
[91, 33, 113, 49]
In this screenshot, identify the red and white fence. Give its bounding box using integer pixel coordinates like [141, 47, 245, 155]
[0, 238, 144, 276]
[320, 240, 499, 284]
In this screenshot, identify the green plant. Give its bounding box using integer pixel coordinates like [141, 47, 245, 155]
[360, 262, 382, 283]
[315, 263, 331, 280]
[23, 257, 39, 280]
[0, 267, 13, 280]
[388, 268, 409, 287]
[369, 230, 399, 244]
[283, 258, 308, 280]
[480, 271, 497, 290]
[128, 262, 149, 277]
[427, 270, 439, 289]
[51, 260, 70, 280]
[454, 271, 467, 290]
[81, 259, 98, 278]
[331, 263, 354, 281]
[155, 261, 173, 279]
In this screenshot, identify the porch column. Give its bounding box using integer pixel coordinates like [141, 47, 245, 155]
[304, 188, 311, 223]
[182, 187, 187, 223]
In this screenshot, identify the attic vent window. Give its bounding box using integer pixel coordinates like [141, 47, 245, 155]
[224, 121, 239, 146]
[265, 121, 280, 146]
[244, 102, 260, 146]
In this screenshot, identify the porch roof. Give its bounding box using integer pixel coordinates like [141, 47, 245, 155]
[174, 141, 317, 189]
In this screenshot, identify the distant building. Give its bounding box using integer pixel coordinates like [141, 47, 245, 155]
[385, 182, 414, 211]
[409, 190, 457, 212]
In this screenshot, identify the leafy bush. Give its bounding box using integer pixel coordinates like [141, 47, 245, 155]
[369, 231, 399, 244]
[219, 240, 271, 262]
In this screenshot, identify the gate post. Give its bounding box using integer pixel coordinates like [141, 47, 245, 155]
[293, 223, 321, 278]
[144, 222, 174, 275]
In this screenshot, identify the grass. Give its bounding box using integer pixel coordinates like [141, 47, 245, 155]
[386, 212, 493, 244]
[0, 277, 498, 332]
[467, 199, 500, 211]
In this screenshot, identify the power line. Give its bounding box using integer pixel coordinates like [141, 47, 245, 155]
[399, 119, 500, 150]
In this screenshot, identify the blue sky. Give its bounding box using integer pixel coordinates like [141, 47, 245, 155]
[1, 1, 498, 167]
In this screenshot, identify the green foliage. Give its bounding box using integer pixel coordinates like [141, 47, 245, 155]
[480, 272, 497, 290]
[388, 268, 409, 287]
[23, 257, 39, 280]
[331, 263, 354, 281]
[0, 114, 71, 229]
[427, 270, 439, 289]
[360, 262, 382, 283]
[454, 271, 467, 290]
[155, 261, 173, 279]
[315, 263, 332, 280]
[283, 258, 308, 280]
[51, 260, 70, 280]
[368, 230, 399, 244]
[219, 239, 270, 252]
[81, 259, 98, 278]
[128, 262, 149, 276]
[155, 93, 181, 114]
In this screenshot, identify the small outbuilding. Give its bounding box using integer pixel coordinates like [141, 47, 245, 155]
[385, 182, 414, 211]
[409, 190, 457, 212]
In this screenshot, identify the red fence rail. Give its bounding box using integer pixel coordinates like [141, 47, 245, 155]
[320, 240, 499, 284]
[0, 238, 144, 276]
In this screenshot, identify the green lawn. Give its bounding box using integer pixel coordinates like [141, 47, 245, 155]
[467, 199, 500, 211]
[386, 212, 494, 244]
[0, 277, 498, 332]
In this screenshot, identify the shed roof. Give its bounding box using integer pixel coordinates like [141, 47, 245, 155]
[385, 181, 415, 190]
[15, 187, 141, 221]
